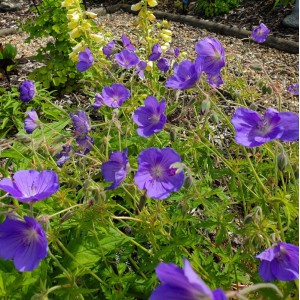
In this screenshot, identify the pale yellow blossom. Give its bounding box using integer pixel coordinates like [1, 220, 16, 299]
[131, 2, 143, 11]
[147, 0, 158, 7]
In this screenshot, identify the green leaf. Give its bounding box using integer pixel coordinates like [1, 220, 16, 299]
[2, 44, 17, 59]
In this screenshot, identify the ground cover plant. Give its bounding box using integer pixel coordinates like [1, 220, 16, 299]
[0, 0, 299, 299]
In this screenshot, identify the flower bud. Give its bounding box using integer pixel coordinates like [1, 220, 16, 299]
[147, 0, 158, 7]
[161, 29, 172, 36]
[138, 193, 147, 212]
[200, 98, 211, 115]
[160, 33, 172, 43]
[277, 150, 289, 171]
[170, 129, 176, 142]
[85, 11, 97, 18]
[162, 19, 169, 28]
[183, 174, 193, 189]
[131, 2, 143, 11]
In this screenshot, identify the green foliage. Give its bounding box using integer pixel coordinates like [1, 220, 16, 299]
[195, 0, 240, 17]
[21, 0, 82, 90]
[273, 0, 295, 8]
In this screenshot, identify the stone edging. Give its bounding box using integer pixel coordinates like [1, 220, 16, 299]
[1, 3, 298, 54]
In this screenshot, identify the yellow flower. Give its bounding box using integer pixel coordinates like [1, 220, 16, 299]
[81, 20, 92, 30]
[69, 51, 79, 62]
[161, 42, 170, 52]
[147, 12, 156, 21]
[61, 0, 74, 8]
[160, 33, 172, 42]
[69, 27, 81, 39]
[162, 19, 169, 28]
[90, 33, 104, 42]
[147, 0, 158, 7]
[146, 61, 153, 71]
[85, 11, 97, 18]
[72, 42, 85, 54]
[68, 20, 78, 30]
[161, 29, 172, 36]
[131, 2, 143, 11]
[67, 12, 80, 22]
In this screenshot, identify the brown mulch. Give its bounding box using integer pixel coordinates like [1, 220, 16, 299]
[86, 0, 299, 42]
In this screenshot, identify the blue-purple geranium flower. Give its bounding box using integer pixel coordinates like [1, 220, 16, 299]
[206, 72, 224, 88]
[55, 144, 72, 167]
[101, 83, 130, 108]
[24, 109, 39, 134]
[115, 49, 139, 69]
[19, 80, 35, 102]
[157, 58, 170, 73]
[76, 135, 94, 155]
[103, 40, 115, 58]
[76, 47, 94, 72]
[256, 242, 299, 282]
[133, 96, 166, 137]
[231, 107, 299, 147]
[93, 93, 104, 109]
[149, 43, 162, 61]
[0, 170, 59, 203]
[252, 23, 270, 43]
[136, 60, 147, 79]
[165, 59, 202, 90]
[121, 34, 136, 51]
[287, 83, 299, 96]
[101, 149, 129, 190]
[70, 110, 91, 136]
[150, 258, 227, 300]
[195, 37, 225, 75]
[0, 216, 48, 272]
[134, 147, 184, 200]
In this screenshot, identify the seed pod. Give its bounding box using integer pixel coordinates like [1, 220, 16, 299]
[183, 174, 193, 189]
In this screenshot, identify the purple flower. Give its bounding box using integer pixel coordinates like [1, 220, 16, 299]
[76, 135, 94, 155]
[76, 47, 94, 72]
[136, 60, 147, 79]
[134, 147, 184, 200]
[115, 49, 139, 69]
[174, 47, 180, 58]
[157, 58, 170, 73]
[94, 93, 104, 109]
[24, 109, 39, 134]
[101, 149, 129, 190]
[0, 170, 59, 203]
[55, 144, 72, 167]
[133, 96, 166, 137]
[165, 59, 202, 90]
[0, 216, 48, 272]
[150, 258, 227, 300]
[231, 107, 299, 147]
[103, 40, 115, 58]
[252, 23, 270, 43]
[19, 80, 35, 102]
[149, 43, 162, 61]
[256, 242, 299, 281]
[195, 37, 225, 75]
[70, 110, 91, 136]
[206, 72, 224, 88]
[287, 83, 299, 96]
[101, 83, 130, 108]
[121, 34, 136, 51]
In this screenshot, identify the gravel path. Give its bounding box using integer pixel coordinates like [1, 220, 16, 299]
[1, 9, 299, 112]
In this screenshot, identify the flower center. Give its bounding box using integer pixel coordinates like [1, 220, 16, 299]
[151, 165, 165, 179]
[23, 227, 38, 245]
[258, 119, 272, 134]
[150, 114, 160, 124]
